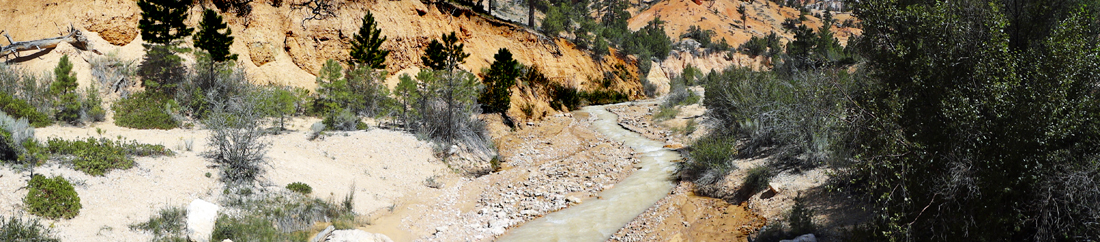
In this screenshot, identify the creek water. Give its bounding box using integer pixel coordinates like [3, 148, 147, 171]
[497, 104, 679, 242]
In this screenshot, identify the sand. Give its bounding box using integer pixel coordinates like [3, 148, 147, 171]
[0, 116, 447, 241]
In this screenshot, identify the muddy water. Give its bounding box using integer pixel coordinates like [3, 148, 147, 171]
[497, 105, 679, 242]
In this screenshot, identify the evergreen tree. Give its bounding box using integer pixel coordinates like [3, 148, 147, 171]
[479, 48, 519, 114]
[137, 0, 194, 45]
[194, 9, 238, 62]
[350, 11, 390, 69]
[421, 32, 470, 72]
[50, 55, 81, 123]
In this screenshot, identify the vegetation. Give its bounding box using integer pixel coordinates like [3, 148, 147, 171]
[0, 215, 60, 242]
[51, 55, 81, 124]
[25, 175, 81, 219]
[0, 92, 52, 128]
[194, 9, 237, 63]
[0, 111, 41, 166]
[130, 206, 187, 241]
[312, 59, 391, 121]
[204, 88, 270, 186]
[137, 0, 193, 45]
[349, 11, 390, 69]
[286, 182, 312, 194]
[47, 137, 173, 176]
[843, 1, 1100, 240]
[112, 91, 180, 130]
[214, 192, 357, 241]
[479, 48, 519, 114]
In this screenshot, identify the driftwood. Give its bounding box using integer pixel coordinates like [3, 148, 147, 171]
[1, 26, 96, 60]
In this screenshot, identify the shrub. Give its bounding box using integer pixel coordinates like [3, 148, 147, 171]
[138, 45, 188, 96]
[0, 215, 60, 242]
[548, 83, 580, 111]
[130, 206, 187, 239]
[286, 182, 312, 194]
[113, 91, 180, 130]
[653, 106, 678, 121]
[681, 133, 737, 184]
[1, 92, 52, 128]
[205, 90, 269, 185]
[82, 84, 106, 122]
[216, 192, 356, 240]
[51, 55, 82, 124]
[323, 108, 360, 131]
[90, 51, 137, 97]
[736, 165, 773, 201]
[25, 175, 81, 219]
[47, 137, 173, 176]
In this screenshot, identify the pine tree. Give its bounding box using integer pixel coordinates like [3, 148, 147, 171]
[421, 32, 469, 72]
[349, 11, 390, 69]
[479, 48, 519, 114]
[138, 0, 194, 45]
[51, 55, 81, 123]
[194, 9, 238, 62]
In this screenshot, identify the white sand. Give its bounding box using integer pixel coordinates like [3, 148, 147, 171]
[0, 117, 446, 241]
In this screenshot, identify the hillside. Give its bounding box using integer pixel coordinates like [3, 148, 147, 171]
[1, 0, 643, 121]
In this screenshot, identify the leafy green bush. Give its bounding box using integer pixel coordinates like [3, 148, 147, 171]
[323, 108, 361, 131]
[0, 215, 59, 242]
[286, 182, 312, 195]
[0, 92, 52, 128]
[25, 175, 81, 219]
[681, 133, 737, 184]
[622, 17, 673, 60]
[548, 83, 581, 111]
[130, 206, 187, 240]
[83, 85, 106, 122]
[113, 91, 180, 130]
[652, 106, 678, 121]
[47, 137, 172, 176]
[736, 165, 773, 201]
[215, 192, 357, 241]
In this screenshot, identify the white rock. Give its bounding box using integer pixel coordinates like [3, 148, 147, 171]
[779, 234, 817, 242]
[434, 226, 447, 235]
[328, 229, 395, 242]
[187, 199, 219, 242]
[566, 196, 582, 204]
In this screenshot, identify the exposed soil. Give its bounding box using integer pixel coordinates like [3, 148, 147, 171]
[361, 112, 640, 241]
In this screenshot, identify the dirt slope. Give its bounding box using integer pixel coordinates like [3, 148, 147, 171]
[1, 0, 642, 120]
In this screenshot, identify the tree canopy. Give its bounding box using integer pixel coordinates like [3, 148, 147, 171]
[137, 0, 193, 45]
[349, 11, 390, 69]
[194, 9, 237, 62]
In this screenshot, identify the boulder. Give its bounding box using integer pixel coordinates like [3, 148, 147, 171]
[328, 229, 395, 242]
[186, 199, 220, 242]
[779, 233, 817, 242]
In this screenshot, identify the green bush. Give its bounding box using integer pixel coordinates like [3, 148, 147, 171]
[216, 192, 357, 241]
[737, 165, 773, 200]
[25, 175, 81, 219]
[548, 83, 580, 111]
[286, 182, 312, 195]
[0, 92, 52, 128]
[47, 137, 173, 176]
[479, 48, 519, 114]
[653, 106, 678, 121]
[323, 109, 361, 131]
[130, 206, 187, 240]
[0, 215, 59, 242]
[83, 84, 106, 122]
[681, 133, 737, 184]
[113, 91, 180, 130]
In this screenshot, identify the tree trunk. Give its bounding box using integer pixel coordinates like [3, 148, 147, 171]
[1, 28, 94, 58]
[529, 0, 535, 27]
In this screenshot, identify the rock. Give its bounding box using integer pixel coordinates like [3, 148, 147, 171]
[248, 41, 277, 66]
[222, 240, 233, 242]
[663, 143, 684, 149]
[186, 199, 220, 242]
[566, 196, 582, 204]
[779, 234, 817, 242]
[434, 226, 447, 235]
[768, 182, 783, 194]
[328, 229, 395, 242]
[310, 225, 335, 242]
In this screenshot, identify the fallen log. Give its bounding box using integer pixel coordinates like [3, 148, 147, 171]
[1, 27, 95, 59]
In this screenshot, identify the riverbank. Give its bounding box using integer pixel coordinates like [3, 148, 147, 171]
[360, 112, 640, 241]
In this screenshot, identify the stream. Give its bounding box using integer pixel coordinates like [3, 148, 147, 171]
[497, 104, 679, 242]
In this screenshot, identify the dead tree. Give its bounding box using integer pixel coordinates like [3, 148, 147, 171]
[1, 26, 97, 60]
[292, 0, 340, 27]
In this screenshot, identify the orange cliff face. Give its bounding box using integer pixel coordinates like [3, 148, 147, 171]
[2, 0, 643, 121]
